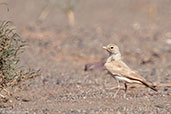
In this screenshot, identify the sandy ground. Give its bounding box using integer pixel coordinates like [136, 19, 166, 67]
[0, 0, 171, 114]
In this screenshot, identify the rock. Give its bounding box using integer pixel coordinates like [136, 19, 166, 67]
[56, 78, 61, 85]
[154, 104, 164, 108]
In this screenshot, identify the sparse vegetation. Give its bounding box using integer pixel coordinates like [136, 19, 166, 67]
[0, 21, 39, 98]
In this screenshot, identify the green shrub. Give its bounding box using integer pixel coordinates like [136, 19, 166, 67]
[0, 21, 39, 91]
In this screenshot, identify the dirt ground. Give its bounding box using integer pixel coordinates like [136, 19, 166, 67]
[0, 0, 171, 114]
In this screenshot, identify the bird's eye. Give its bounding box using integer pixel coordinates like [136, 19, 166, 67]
[110, 47, 113, 49]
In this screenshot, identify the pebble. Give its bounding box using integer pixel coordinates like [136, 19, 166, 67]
[154, 104, 164, 109]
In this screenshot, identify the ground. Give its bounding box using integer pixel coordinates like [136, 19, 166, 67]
[0, 0, 171, 114]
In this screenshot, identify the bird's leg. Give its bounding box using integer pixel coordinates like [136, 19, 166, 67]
[124, 83, 127, 98]
[116, 79, 120, 88]
[114, 79, 120, 98]
[107, 76, 120, 90]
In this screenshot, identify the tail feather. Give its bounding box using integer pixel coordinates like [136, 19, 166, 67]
[141, 81, 157, 92]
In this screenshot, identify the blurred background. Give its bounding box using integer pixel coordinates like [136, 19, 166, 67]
[1, 0, 171, 31]
[0, 0, 171, 113]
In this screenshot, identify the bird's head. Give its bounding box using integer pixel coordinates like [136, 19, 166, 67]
[103, 44, 120, 55]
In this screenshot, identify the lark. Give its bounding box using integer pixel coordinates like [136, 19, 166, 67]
[103, 44, 157, 98]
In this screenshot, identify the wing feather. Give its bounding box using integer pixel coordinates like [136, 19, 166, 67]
[105, 60, 146, 82]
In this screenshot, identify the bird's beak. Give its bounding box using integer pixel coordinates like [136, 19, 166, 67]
[103, 46, 108, 50]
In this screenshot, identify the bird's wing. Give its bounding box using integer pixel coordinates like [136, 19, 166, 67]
[107, 60, 157, 91]
[109, 60, 146, 82]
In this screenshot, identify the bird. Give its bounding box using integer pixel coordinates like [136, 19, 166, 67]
[103, 44, 157, 98]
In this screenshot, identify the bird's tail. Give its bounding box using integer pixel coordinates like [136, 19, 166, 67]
[141, 81, 158, 92]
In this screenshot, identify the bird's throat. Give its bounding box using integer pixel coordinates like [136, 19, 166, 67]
[107, 53, 121, 62]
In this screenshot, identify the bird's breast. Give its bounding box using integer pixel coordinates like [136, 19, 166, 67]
[104, 62, 115, 73]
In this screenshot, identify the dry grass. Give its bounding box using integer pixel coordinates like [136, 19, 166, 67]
[0, 21, 39, 102]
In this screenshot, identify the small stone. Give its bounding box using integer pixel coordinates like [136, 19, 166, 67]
[42, 78, 48, 84]
[56, 78, 61, 85]
[167, 92, 171, 95]
[164, 88, 168, 91]
[155, 104, 164, 108]
[71, 109, 79, 114]
[152, 52, 160, 57]
[42, 108, 49, 114]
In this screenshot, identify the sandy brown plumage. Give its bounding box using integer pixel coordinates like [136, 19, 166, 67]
[103, 44, 157, 98]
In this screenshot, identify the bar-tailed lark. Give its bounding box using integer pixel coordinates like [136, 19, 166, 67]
[103, 44, 157, 98]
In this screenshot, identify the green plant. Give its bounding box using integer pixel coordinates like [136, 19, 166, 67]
[0, 21, 39, 91]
